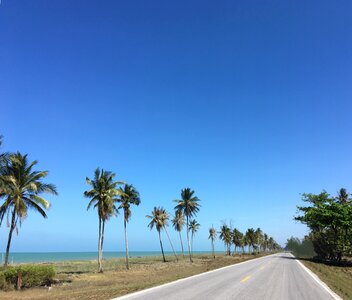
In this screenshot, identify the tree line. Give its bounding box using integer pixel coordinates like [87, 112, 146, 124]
[294, 188, 352, 263]
[0, 136, 280, 272]
[210, 224, 280, 258]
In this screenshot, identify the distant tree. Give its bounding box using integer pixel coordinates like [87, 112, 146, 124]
[174, 188, 201, 262]
[208, 225, 217, 259]
[336, 188, 350, 204]
[172, 210, 186, 259]
[263, 233, 269, 252]
[84, 168, 122, 272]
[0, 153, 57, 267]
[146, 206, 168, 262]
[219, 224, 232, 255]
[189, 219, 200, 254]
[117, 184, 140, 270]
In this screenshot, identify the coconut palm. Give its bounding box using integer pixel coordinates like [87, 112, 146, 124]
[174, 188, 200, 262]
[117, 184, 140, 270]
[146, 206, 168, 262]
[263, 233, 269, 252]
[0, 152, 57, 267]
[208, 225, 217, 259]
[245, 228, 256, 253]
[232, 228, 243, 255]
[189, 219, 200, 254]
[84, 168, 123, 272]
[172, 210, 186, 258]
[337, 188, 350, 204]
[255, 228, 263, 253]
[219, 224, 232, 255]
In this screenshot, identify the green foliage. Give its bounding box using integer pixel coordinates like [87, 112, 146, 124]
[286, 236, 316, 258]
[0, 265, 55, 290]
[295, 189, 352, 262]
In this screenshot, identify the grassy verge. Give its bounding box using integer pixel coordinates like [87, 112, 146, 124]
[300, 259, 352, 300]
[0, 253, 267, 300]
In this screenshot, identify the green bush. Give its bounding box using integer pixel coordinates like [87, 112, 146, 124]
[1, 265, 55, 289]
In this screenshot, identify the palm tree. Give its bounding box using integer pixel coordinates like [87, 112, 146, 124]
[245, 228, 256, 253]
[255, 228, 263, 253]
[146, 207, 168, 262]
[189, 219, 200, 255]
[0, 136, 9, 196]
[117, 184, 140, 270]
[0, 153, 57, 267]
[172, 210, 186, 258]
[263, 233, 269, 252]
[232, 228, 243, 255]
[337, 188, 350, 204]
[219, 224, 232, 255]
[174, 188, 200, 262]
[208, 225, 217, 259]
[84, 168, 122, 273]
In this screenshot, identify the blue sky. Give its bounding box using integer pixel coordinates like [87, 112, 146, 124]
[1, 0, 352, 252]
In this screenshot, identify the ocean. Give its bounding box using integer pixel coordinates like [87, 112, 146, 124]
[1, 251, 219, 264]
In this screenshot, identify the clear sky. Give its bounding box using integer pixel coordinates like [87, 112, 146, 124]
[1, 0, 352, 253]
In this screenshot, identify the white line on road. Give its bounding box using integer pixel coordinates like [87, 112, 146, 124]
[292, 254, 342, 300]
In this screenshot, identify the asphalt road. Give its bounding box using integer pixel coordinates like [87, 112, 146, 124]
[115, 253, 338, 300]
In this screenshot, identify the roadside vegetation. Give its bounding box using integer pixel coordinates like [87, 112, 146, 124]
[286, 188, 352, 299]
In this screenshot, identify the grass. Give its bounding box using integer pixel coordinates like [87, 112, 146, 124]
[300, 258, 352, 300]
[0, 253, 267, 300]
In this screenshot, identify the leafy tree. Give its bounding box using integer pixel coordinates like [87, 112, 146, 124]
[146, 206, 168, 262]
[219, 224, 232, 255]
[295, 190, 352, 262]
[84, 168, 122, 272]
[172, 210, 186, 259]
[117, 184, 140, 270]
[208, 225, 216, 259]
[189, 219, 200, 254]
[174, 188, 200, 262]
[0, 153, 57, 267]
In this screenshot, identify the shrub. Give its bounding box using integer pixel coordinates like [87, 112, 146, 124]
[2, 265, 55, 289]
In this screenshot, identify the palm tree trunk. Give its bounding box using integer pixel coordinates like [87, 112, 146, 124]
[212, 239, 215, 259]
[191, 233, 194, 255]
[179, 231, 185, 259]
[124, 219, 129, 269]
[98, 217, 103, 273]
[186, 216, 193, 263]
[4, 209, 16, 267]
[100, 220, 105, 272]
[158, 230, 166, 262]
[164, 228, 178, 261]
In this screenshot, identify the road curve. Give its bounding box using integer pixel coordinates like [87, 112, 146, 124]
[113, 253, 339, 300]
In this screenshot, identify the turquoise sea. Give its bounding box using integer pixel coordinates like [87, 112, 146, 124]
[2, 251, 219, 264]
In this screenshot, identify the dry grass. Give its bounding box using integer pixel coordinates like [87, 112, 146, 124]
[301, 259, 352, 300]
[0, 253, 266, 300]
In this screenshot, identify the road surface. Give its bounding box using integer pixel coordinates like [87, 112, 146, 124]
[114, 253, 339, 300]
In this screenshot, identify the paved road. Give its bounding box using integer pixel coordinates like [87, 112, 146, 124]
[115, 253, 338, 300]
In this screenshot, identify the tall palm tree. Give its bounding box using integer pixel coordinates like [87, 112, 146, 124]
[219, 224, 232, 255]
[174, 188, 200, 262]
[189, 219, 200, 255]
[263, 233, 269, 252]
[172, 210, 186, 258]
[0, 153, 57, 267]
[245, 228, 256, 253]
[255, 228, 263, 253]
[117, 184, 140, 270]
[146, 206, 168, 262]
[84, 168, 122, 273]
[232, 228, 243, 255]
[208, 225, 217, 259]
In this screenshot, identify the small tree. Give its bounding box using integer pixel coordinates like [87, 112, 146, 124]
[208, 225, 217, 259]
